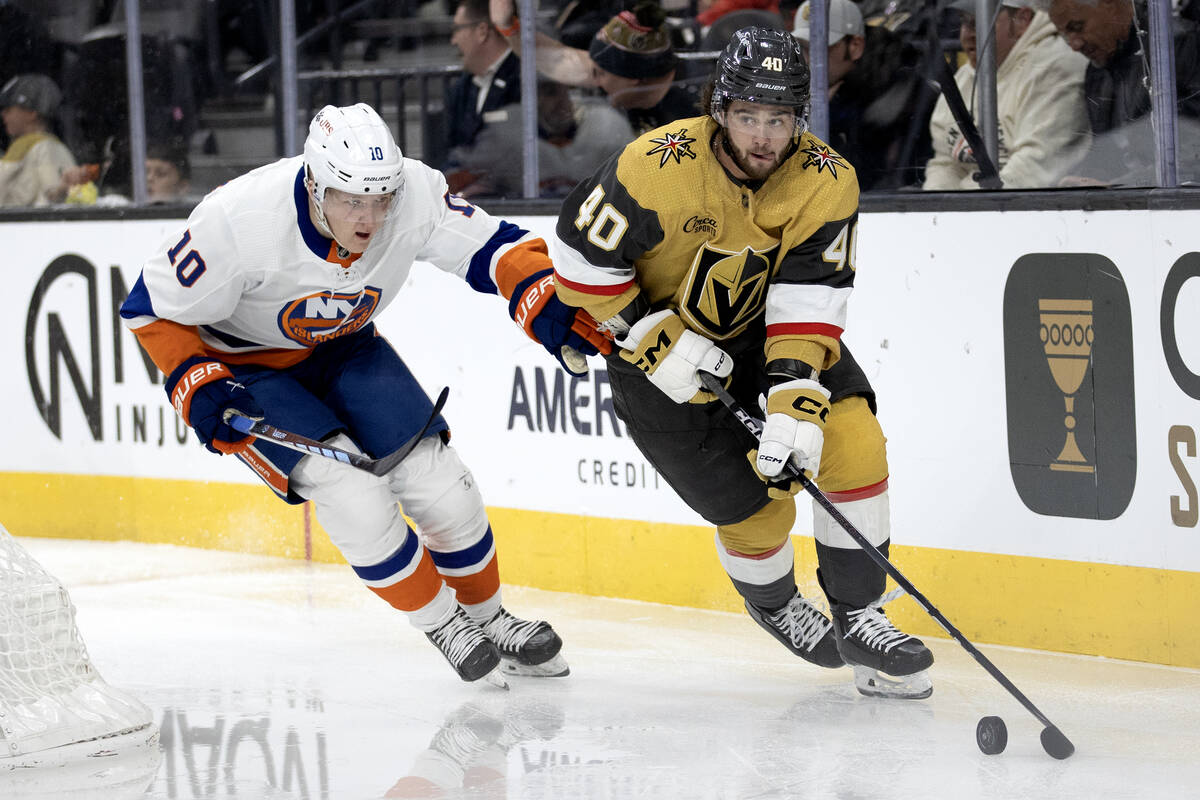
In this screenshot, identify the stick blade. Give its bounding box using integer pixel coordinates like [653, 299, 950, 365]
[368, 387, 451, 476]
[1040, 725, 1075, 760]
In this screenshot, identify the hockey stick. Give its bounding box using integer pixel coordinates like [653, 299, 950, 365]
[930, 32, 1004, 190]
[697, 372, 1074, 760]
[223, 386, 450, 477]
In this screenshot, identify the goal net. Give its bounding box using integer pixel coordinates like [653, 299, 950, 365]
[0, 524, 157, 766]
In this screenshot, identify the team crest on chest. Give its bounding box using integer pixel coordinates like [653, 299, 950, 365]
[277, 286, 382, 346]
[646, 128, 698, 167]
[800, 144, 847, 178]
[679, 243, 779, 339]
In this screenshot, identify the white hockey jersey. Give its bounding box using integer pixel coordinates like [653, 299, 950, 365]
[121, 155, 547, 374]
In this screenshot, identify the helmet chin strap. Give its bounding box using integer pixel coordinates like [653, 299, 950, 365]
[306, 178, 340, 243]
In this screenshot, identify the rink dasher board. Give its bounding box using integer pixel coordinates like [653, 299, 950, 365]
[1, 210, 1197, 667]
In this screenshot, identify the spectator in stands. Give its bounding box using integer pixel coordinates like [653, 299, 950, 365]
[446, 0, 521, 154]
[0, 74, 76, 207]
[446, 78, 634, 198]
[488, 0, 702, 135]
[145, 138, 193, 202]
[588, 2, 703, 134]
[792, 0, 934, 189]
[1043, 0, 1200, 185]
[697, 0, 782, 30]
[923, 0, 1089, 189]
[53, 137, 194, 206]
[552, 0, 625, 49]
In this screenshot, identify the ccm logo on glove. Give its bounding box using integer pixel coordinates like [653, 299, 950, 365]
[791, 393, 829, 422]
[617, 309, 732, 404]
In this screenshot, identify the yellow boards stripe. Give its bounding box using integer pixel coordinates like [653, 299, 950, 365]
[3, 474, 1197, 668]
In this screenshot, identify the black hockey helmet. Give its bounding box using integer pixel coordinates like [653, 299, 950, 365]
[710, 26, 810, 133]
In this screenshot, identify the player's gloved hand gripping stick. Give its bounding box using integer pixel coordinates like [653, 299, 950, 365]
[698, 371, 1075, 760]
[224, 387, 450, 477]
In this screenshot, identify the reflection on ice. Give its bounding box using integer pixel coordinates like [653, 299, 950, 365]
[4, 538, 1199, 800]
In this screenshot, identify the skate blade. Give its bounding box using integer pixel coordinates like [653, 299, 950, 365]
[482, 666, 510, 690]
[499, 654, 570, 678]
[852, 665, 932, 700]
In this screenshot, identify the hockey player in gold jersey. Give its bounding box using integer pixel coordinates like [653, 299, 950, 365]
[551, 27, 933, 698]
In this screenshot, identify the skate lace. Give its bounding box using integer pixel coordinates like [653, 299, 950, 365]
[769, 594, 831, 652]
[483, 609, 544, 651]
[844, 588, 911, 653]
[430, 611, 489, 666]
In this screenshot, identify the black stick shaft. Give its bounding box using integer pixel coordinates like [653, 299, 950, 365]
[699, 372, 1070, 737]
[226, 386, 449, 476]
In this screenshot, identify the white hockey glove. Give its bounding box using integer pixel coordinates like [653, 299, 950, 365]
[754, 378, 831, 487]
[616, 309, 732, 404]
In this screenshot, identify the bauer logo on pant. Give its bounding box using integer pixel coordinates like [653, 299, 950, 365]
[1002, 253, 1136, 520]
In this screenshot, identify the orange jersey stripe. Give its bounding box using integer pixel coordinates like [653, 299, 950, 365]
[133, 318, 314, 375]
[132, 319, 207, 375]
[493, 238, 552, 299]
[368, 549, 444, 611]
[440, 556, 500, 606]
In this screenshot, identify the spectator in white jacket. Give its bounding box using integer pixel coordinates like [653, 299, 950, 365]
[0, 74, 76, 206]
[922, 0, 1089, 189]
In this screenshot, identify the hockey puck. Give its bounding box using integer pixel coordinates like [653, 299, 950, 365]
[976, 716, 1007, 755]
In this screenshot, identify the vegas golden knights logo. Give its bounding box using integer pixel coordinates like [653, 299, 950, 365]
[679, 244, 778, 339]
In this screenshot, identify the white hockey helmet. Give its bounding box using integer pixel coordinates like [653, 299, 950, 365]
[303, 103, 405, 216]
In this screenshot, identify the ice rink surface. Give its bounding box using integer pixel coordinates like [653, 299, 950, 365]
[3, 538, 1199, 800]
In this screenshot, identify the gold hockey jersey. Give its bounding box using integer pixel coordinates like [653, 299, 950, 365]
[553, 115, 860, 371]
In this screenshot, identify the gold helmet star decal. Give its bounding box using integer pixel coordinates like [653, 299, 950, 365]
[646, 129, 698, 167]
[800, 144, 848, 178]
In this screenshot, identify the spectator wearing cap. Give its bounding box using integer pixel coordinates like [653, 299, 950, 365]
[1043, 0, 1200, 185]
[793, 0, 934, 189]
[923, 0, 1088, 189]
[588, 2, 702, 134]
[0, 74, 76, 207]
[487, 0, 701, 135]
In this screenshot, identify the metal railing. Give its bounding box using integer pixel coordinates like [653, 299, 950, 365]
[98, 0, 1199, 204]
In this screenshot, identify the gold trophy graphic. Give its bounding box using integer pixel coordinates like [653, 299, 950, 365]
[1038, 299, 1095, 473]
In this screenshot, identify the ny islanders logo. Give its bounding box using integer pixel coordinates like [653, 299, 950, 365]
[679, 244, 777, 339]
[646, 129, 698, 167]
[278, 287, 382, 346]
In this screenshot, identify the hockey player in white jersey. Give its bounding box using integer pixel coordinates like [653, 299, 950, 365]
[119, 103, 610, 683]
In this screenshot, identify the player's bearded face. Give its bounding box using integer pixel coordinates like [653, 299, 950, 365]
[722, 101, 798, 180]
[319, 187, 396, 253]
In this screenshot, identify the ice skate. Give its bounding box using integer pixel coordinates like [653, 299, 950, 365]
[481, 607, 569, 677]
[427, 606, 504, 684]
[745, 589, 845, 669]
[830, 589, 933, 699]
